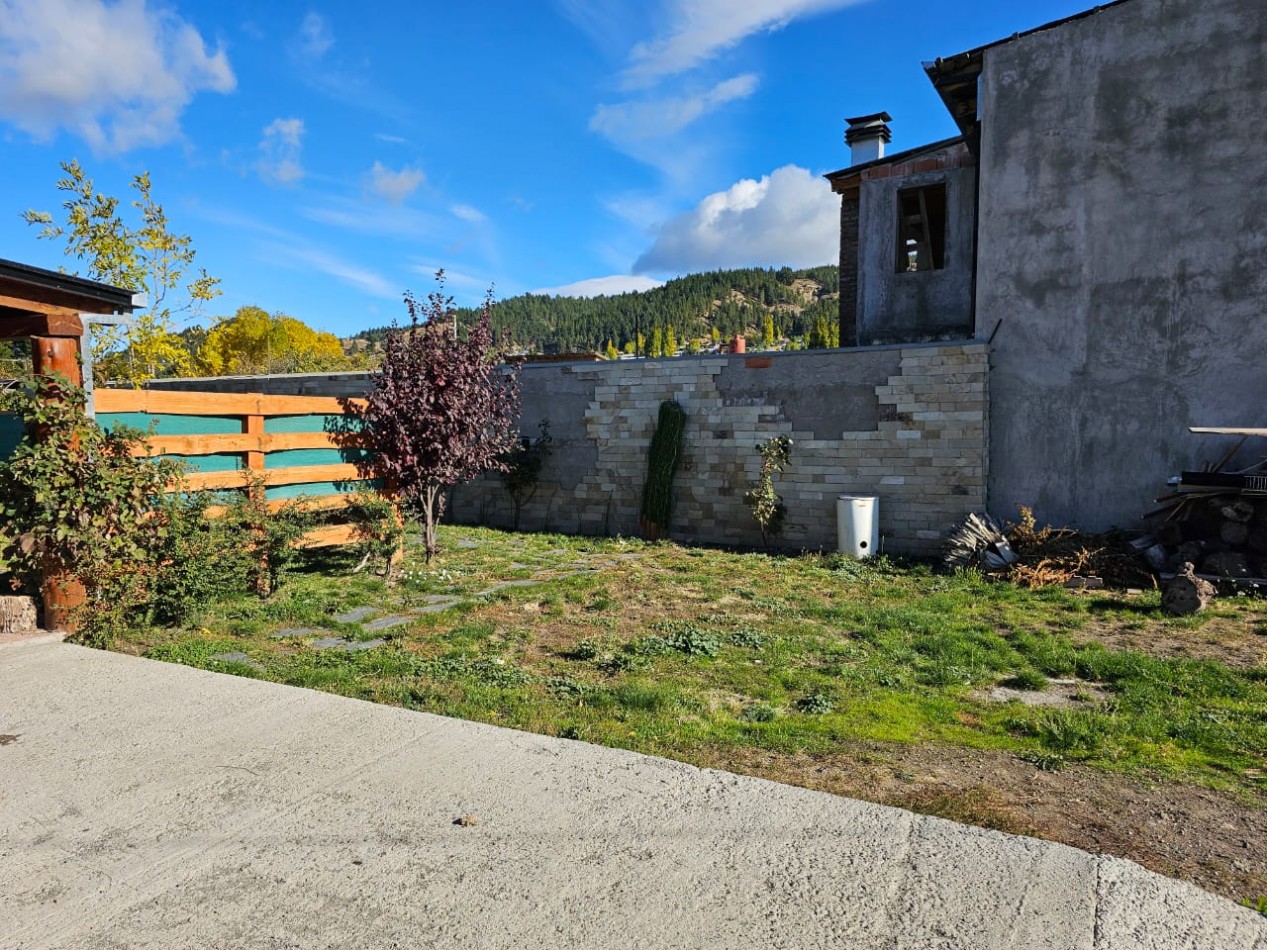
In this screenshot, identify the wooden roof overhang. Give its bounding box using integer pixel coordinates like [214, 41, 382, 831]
[0, 258, 140, 340]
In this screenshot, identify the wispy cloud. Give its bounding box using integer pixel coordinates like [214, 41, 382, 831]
[264, 242, 398, 299]
[296, 11, 333, 59]
[0, 0, 235, 153]
[258, 117, 305, 184]
[532, 274, 665, 298]
[301, 196, 442, 240]
[591, 73, 758, 145]
[634, 164, 836, 274]
[450, 203, 487, 224]
[375, 132, 407, 144]
[368, 161, 424, 203]
[287, 11, 409, 123]
[193, 204, 400, 300]
[623, 0, 868, 86]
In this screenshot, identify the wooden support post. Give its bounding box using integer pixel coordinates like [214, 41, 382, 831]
[243, 413, 265, 479]
[242, 413, 271, 596]
[31, 335, 82, 386]
[31, 334, 85, 631]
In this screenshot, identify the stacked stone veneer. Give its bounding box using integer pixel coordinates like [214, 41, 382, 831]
[455, 342, 988, 555]
[147, 342, 987, 555]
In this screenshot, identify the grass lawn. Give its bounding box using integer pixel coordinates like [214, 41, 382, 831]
[114, 525, 1267, 902]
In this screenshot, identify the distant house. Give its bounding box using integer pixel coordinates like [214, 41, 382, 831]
[825, 0, 1267, 531]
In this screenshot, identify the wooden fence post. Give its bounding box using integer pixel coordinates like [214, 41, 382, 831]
[32, 335, 86, 632]
[242, 412, 271, 595]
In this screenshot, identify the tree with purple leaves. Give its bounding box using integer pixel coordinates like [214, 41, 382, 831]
[348, 273, 520, 562]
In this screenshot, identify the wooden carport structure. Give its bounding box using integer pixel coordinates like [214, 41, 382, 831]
[0, 257, 142, 628]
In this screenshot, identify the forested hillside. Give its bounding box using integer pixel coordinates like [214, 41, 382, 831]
[353, 266, 840, 355]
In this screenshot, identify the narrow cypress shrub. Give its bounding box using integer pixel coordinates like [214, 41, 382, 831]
[639, 400, 687, 539]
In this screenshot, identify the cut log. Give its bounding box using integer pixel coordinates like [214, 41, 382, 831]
[1220, 521, 1250, 546]
[0, 596, 38, 634]
[1161, 563, 1215, 615]
[1220, 499, 1255, 523]
[1202, 551, 1250, 578]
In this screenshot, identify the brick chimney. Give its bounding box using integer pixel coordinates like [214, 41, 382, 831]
[845, 112, 892, 165]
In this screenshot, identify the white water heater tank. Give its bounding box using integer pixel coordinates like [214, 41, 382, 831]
[836, 495, 879, 558]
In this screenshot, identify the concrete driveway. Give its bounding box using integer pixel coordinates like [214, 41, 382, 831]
[3, 637, 1264, 949]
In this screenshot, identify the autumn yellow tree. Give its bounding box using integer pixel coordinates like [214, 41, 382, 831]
[23, 160, 220, 385]
[196, 306, 354, 376]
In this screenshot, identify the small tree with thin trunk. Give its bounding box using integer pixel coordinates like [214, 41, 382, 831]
[348, 273, 520, 562]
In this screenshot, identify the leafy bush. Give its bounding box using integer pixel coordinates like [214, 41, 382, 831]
[0, 375, 184, 645]
[217, 474, 314, 598]
[145, 493, 252, 627]
[651, 619, 722, 657]
[345, 488, 405, 579]
[795, 691, 835, 714]
[740, 702, 778, 722]
[744, 435, 792, 547]
[500, 420, 552, 531]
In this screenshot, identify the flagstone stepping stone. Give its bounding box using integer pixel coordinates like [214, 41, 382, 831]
[417, 598, 462, 614]
[334, 607, 377, 623]
[311, 636, 347, 649]
[211, 651, 263, 670]
[457, 539, 480, 549]
[337, 638, 386, 652]
[271, 627, 325, 639]
[423, 594, 457, 603]
[476, 579, 542, 597]
[364, 615, 413, 631]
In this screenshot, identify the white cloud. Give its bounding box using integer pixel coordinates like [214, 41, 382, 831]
[368, 160, 424, 203]
[301, 197, 441, 239]
[532, 275, 665, 298]
[297, 11, 333, 59]
[591, 73, 757, 145]
[450, 203, 487, 224]
[0, 0, 235, 152]
[263, 242, 397, 299]
[624, 0, 866, 86]
[634, 164, 836, 274]
[258, 116, 305, 184]
[375, 132, 407, 144]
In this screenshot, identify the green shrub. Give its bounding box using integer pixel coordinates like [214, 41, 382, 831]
[639, 400, 686, 539]
[796, 691, 835, 714]
[744, 436, 792, 547]
[345, 488, 405, 579]
[0, 375, 185, 646]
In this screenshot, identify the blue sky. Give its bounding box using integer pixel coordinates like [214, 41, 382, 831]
[1, 0, 1096, 337]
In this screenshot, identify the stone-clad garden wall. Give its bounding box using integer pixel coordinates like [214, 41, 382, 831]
[146, 341, 988, 555]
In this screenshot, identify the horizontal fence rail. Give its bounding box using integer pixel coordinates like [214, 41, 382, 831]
[96, 387, 373, 549]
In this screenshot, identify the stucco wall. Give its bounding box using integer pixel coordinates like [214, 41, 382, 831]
[857, 165, 976, 344]
[976, 0, 1267, 530]
[149, 344, 989, 555]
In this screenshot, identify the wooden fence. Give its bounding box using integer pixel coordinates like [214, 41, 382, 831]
[95, 388, 372, 549]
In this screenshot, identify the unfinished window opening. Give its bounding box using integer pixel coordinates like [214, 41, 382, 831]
[896, 183, 947, 273]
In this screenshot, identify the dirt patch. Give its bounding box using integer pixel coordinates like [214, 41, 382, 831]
[973, 678, 1111, 708]
[1074, 616, 1267, 669]
[700, 742, 1267, 903]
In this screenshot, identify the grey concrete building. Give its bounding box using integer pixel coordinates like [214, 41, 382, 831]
[826, 0, 1267, 531]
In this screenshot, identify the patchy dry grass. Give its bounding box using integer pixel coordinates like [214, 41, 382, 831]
[114, 524, 1267, 900]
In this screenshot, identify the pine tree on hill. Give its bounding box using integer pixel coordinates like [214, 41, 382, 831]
[352, 266, 840, 357]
